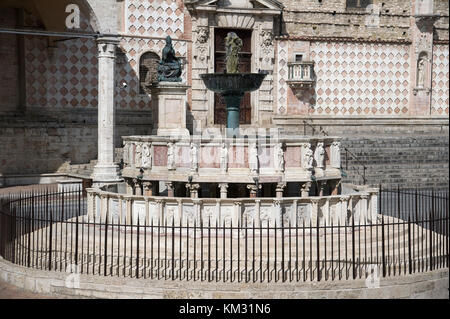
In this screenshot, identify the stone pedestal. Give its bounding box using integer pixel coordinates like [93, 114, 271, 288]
[151, 82, 190, 137]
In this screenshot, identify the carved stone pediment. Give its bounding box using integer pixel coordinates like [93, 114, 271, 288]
[185, 0, 284, 13]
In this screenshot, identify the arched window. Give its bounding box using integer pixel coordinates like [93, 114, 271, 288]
[139, 52, 160, 94]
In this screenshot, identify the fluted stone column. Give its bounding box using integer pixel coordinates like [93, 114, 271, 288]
[92, 37, 122, 185]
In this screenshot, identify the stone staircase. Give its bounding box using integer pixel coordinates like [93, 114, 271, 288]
[340, 134, 449, 189]
[65, 147, 124, 179]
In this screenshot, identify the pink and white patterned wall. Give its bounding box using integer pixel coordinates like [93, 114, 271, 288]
[24, 17, 99, 109]
[431, 45, 449, 115]
[115, 0, 187, 109]
[308, 42, 411, 116]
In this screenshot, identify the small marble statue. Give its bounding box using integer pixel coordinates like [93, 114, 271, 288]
[225, 32, 243, 74]
[417, 57, 425, 87]
[314, 142, 325, 168]
[249, 142, 259, 173]
[274, 143, 285, 172]
[157, 36, 182, 82]
[167, 142, 175, 170]
[220, 142, 228, 173]
[302, 143, 313, 169]
[142, 143, 152, 169]
[331, 141, 341, 168]
[135, 143, 142, 167]
[190, 142, 198, 172]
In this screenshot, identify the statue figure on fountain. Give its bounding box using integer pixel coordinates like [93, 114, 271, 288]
[157, 36, 182, 82]
[167, 142, 175, 170]
[225, 32, 243, 74]
[249, 142, 259, 174]
[274, 143, 285, 172]
[142, 143, 152, 169]
[190, 142, 199, 172]
[220, 142, 228, 173]
[314, 142, 325, 169]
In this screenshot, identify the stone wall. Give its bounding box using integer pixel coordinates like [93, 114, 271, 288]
[0, 110, 152, 176]
[0, 8, 20, 114]
[276, 119, 449, 188]
[0, 257, 447, 298]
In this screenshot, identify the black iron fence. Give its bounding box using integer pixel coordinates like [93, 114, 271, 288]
[0, 186, 448, 283]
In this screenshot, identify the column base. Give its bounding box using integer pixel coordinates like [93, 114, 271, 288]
[91, 164, 123, 186]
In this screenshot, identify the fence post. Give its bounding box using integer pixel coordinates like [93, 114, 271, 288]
[104, 213, 108, 276]
[408, 216, 412, 274]
[352, 215, 356, 279]
[49, 210, 53, 271]
[381, 215, 386, 277]
[430, 189, 434, 271]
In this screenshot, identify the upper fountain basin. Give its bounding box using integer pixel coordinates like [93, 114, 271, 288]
[200, 73, 267, 95]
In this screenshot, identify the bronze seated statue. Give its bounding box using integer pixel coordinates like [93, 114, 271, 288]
[157, 36, 182, 82]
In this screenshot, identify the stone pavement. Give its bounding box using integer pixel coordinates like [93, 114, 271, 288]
[0, 280, 58, 299]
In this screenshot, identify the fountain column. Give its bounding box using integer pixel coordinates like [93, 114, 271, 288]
[223, 93, 244, 133]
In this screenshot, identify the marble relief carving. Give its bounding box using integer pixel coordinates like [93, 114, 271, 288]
[274, 143, 285, 172]
[141, 142, 152, 169]
[249, 142, 259, 173]
[331, 141, 341, 168]
[190, 142, 199, 172]
[301, 143, 314, 169]
[135, 143, 142, 168]
[314, 142, 325, 168]
[220, 142, 228, 173]
[167, 142, 175, 170]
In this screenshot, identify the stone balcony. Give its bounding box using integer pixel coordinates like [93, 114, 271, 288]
[286, 61, 315, 90]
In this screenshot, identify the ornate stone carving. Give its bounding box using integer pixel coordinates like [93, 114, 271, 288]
[274, 143, 285, 172]
[220, 142, 228, 173]
[314, 142, 325, 168]
[196, 27, 209, 44]
[135, 143, 142, 168]
[301, 143, 313, 169]
[194, 26, 210, 67]
[249, 142, 259, 174]
[242, 205, 255, 227]
[190, 142, 199, 172]
[202, 205, 217, 224]
[221, 206, 233, 227]
[260, 206, 271, 225]
[260, 30, 273, 56]
[167, 142, 175, 170]
[141, 143, 152, 169]
[331, 141, 341, 168]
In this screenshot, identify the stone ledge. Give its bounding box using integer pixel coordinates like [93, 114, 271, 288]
[0, 257, 447, 299]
